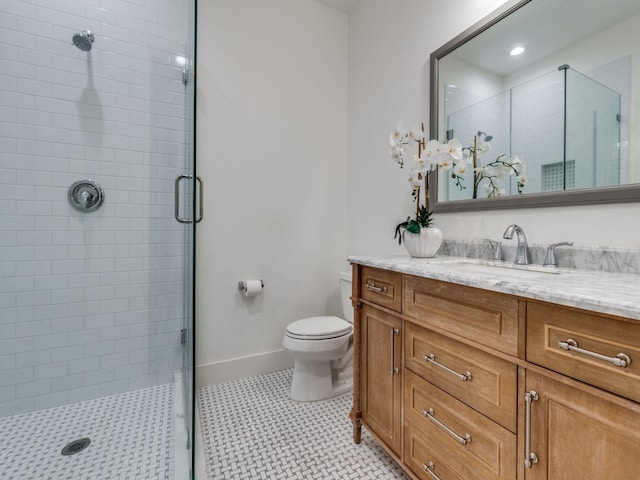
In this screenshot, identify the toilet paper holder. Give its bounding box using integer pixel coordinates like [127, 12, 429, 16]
[238, 280, 264, 291]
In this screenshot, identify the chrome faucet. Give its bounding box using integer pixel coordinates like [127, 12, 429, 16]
[502, 224, 530, 265]
[543, 241, 573, 267]
[484, 238, 503, 262]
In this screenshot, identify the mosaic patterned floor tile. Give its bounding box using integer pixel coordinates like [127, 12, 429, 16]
[198, 369, 411, 480]
[0, 384, 175, 480]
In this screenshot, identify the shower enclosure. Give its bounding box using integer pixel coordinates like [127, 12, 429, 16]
[442, 65, 622, 200]
[0, 0, 196, 479]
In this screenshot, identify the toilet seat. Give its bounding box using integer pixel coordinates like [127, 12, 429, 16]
[286, 316, 352, 340]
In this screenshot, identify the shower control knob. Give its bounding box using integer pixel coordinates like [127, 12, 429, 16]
[68, 179, 105, 212]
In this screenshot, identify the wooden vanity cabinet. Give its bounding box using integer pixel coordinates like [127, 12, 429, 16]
[350, 264, 640, 480]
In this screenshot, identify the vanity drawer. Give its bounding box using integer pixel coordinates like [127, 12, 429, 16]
[405, 322, 517, 431]
[404, 370, 516, 480]
[402, 275, 519, 355]
[360, 266, 402, 312]
[527, 301, 640, 403]
[405, 421, 466, 480]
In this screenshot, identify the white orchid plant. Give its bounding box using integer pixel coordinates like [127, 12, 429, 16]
[390, 123, 462, 244]
[390, 123, 527, 244]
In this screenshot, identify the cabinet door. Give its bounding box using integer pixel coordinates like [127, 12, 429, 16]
[361, 304, 402, 455]
[524, 370, 640, 480]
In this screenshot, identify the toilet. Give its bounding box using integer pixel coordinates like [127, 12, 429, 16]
[282, 271, 353, 401]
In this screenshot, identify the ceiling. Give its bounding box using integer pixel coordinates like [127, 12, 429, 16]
[312, 0, 360, 13]
[450, 0, 640, 77]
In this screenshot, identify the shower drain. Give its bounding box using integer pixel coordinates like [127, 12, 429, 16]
[61, 438, 91, 456]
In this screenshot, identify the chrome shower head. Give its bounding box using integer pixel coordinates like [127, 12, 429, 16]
[72, 31, 94, 51]
[477, 130, 493, 142]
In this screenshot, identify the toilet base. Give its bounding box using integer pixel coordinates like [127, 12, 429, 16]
[289, 359, 353, 402]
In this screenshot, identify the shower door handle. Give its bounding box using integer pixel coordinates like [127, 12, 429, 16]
[195, 176, 203, 223]
[175, 174, 193, 224]
[174, 174, 203, 223]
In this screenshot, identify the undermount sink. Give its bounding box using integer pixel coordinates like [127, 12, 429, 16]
[433, 259, 565, 278]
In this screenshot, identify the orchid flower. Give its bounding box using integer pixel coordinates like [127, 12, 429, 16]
[407, 125, 425, 142]
[407, 172, 422, 193]
[423, 140, 440, 161]
[444, 139, 463, 161]
[391, 123, 405, 143]
[453, 157, 470, 176]
[438, 154, 453, 170]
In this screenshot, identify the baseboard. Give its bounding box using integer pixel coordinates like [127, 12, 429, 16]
[196, 349, 293, 388]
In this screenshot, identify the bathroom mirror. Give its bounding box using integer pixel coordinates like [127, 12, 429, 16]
[429, 0, 640, 212]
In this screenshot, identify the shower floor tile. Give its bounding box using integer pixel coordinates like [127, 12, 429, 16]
[0, 384, 175, 480]
[198, 369, 411, 480]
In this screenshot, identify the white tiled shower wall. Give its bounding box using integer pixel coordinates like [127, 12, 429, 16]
[585, 56, 630, 185]
[0, 0, 192, 416]
[443, 58, 629, 197]
[511, 59, 628, 192]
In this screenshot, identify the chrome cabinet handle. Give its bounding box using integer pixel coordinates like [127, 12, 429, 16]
[366, 283, 387, 294]
[423, 354, 472, 382]
[174, 174, 192, 224]
[423, 462, 442, 480]
[390, 328, 400, 375]
[559, 338, 631, 368]
[423, 408, 472, 445]
[524, 390, 539, 469]
[195, 175, 203, 223]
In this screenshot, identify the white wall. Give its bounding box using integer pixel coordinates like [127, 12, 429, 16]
[196, 0, 348, 385]
[347, 0, 509, 256]
[195, 0, 640, 386]
[347, 0, 640, 255]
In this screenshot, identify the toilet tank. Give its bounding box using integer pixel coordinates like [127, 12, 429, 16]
[339, 271, 353, 323]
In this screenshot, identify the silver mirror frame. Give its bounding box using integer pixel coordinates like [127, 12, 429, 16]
[429, 0, 640, 213]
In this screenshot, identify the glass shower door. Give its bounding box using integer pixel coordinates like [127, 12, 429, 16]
[0, 0, 196, 478]
[565, 67, 621, 189]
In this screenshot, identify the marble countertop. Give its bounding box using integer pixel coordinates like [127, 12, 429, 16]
[348, 255, 640, 321]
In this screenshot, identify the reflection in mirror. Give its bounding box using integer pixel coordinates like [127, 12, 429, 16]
[431, 0, 640, 209]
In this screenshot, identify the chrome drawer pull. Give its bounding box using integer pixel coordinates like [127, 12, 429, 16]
[559, 338, 631, 368]
[423, 408, 472, 445]
[524, 390, 539, 469]
[423, 462, 442, 480]
[390, 328, 400, 375]
[423, 354, 472, 382]
[365, 282, 387, 294]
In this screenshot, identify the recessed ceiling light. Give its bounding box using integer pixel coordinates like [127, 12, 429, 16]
[510, 46, 525, 56]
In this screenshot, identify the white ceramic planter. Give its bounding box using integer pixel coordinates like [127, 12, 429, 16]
[402, 226, 443, 258]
